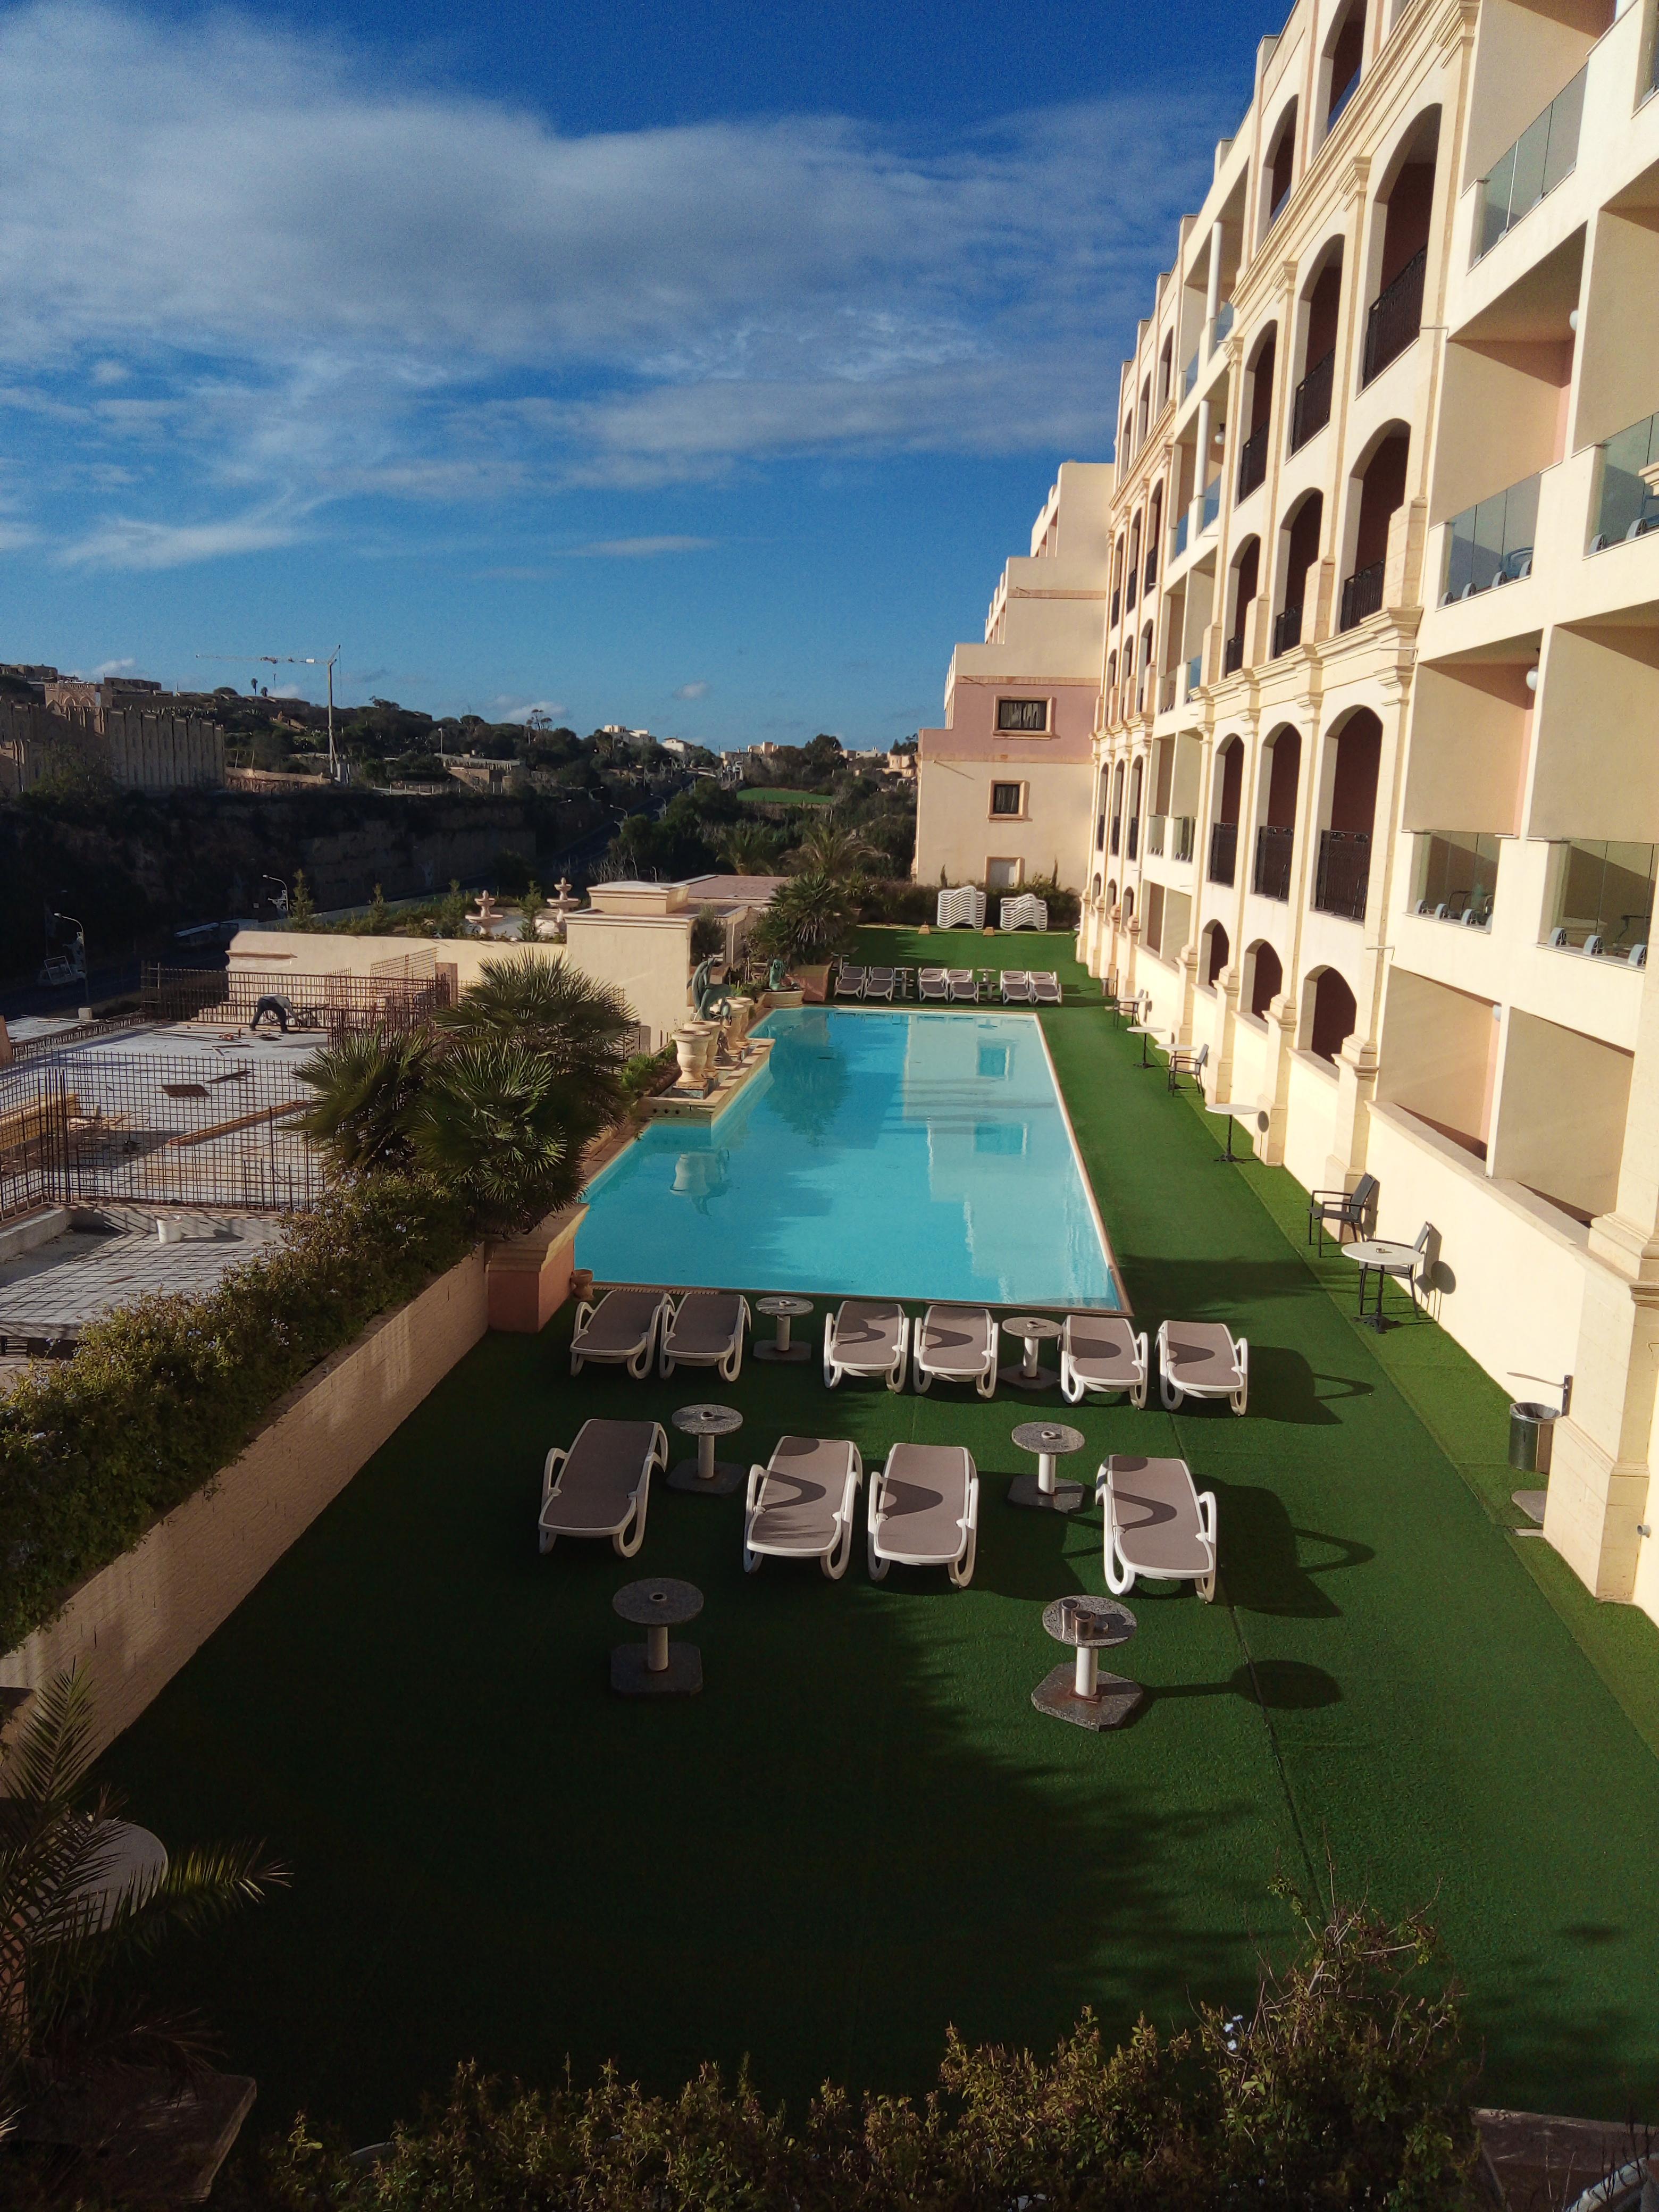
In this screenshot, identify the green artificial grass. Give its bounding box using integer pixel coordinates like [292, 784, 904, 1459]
[99, 1005, 1659, 2144]
[847, 925, 1093, 992]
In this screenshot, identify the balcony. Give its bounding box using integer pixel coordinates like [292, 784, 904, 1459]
[1314, 830, 1370, 921]
[1546, 839, 1657, 963]
[1413, 830, 1498, 927]
[1211, 301, 1235, 353]
[1160, 672, 1178, 713]
[1110, 816, 1122, 856]
[1172, 508, 1191, 559]
[1272, 605, 1304, 657]
[1186, 652, 1203, 697]
[1290, 347, 1334, 452]
[1590, 412, 1659, 550]
[1183, 346, 1199, 400]
[1201, 475, 1222, 532]
[1362, 246, 1425, 386]
[1126, 568, 1138, 612]
[1146, 814, 1167, 857]
[1236, 423, 1268, 501]
[1110, 589, 1121, 627]
[1144, 549, 1158, 593]
[1442, 472, 1539, 601]
[1253, 823, 1293, 901]
[1474, 66, 1585, 264]
[1148, 813, 1196, 863]
[1207, 819, 1238, 886]
[1223, 634, 1245, 676]
[1339, 560, 1384, 631]
[1127, 816, 1140, 861]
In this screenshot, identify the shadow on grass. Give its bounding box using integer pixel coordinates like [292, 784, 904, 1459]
[1216, 1484, 1374, 1619]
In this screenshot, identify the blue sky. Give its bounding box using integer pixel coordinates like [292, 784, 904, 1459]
[0, 0, 1257, 747]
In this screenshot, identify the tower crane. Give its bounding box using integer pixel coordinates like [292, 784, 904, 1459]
[195, 647, 342, 781]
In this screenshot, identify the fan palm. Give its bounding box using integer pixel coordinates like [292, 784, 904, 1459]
[752, 870, 854, 963]
[438, 951, 633, 1126]
[0, 1667, 285, 2131]
[791, 820, 875, 877]
[412, 1037, 592, 1234]
[297, 1029, 430, 1172]
[718, 823, 784, 875]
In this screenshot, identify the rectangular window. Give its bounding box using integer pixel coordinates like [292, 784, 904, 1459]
[990, 782, 1023, 816]
[986, 857, 1021, 890]
[996, 698, 1049, 732]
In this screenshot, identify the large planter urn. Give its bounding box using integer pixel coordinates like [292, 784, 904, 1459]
[724, 996, 755, 1046]
[673, 1028, 709, 1085]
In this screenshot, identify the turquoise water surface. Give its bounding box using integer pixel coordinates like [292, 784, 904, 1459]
[576, 1008, 1118, 1307]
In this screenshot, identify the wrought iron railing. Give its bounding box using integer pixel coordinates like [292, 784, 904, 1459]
[1127, 816, 1140, 861]
[1208, 820, 1238, 886]
[1273, 605, 1304, 657]
[1253, 823, 1294, 901]
[1224, 634, 1245, 676]
[1237, 422, 1269, 500]
[1291, 347, 1334, 451]
[1340, 560, 1385, 630]
[1314, 830, 1371, 920]
[1362, 246, 1426, 385]
[1144, 549, 1158, 592]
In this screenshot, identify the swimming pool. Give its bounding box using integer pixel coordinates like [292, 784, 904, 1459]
[576, 1008, 1119, 1308]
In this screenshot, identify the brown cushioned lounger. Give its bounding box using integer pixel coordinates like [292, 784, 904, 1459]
[1030, 971, 1061, 1003]
[1098, 1453, 1217, 1601]
[914, 1303, 996, 1398]
[1060, 1313, 1148, 1405]
[660, 1290, 750, 1381]
[868, 1442, 979, 1586]
[539, 1418, 666, 1557]
[569, 1287, 668, 1379]
[823, 1299, 910, 1390]
[1156, 1319, 1249, 1413]
[743, 1435, 863, 1579]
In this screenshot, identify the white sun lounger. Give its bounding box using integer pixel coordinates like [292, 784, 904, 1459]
[863, 968, 898, 1001]
[539, 1418, 666, 1556]
[1059, 1312, 1148, 1405]
[917, 968, 950, 1002]
[834, 965, 867, 999]
[912, 1304, 997, 1398]
[1155, 1320, 1249, 1413]
[569, 1287, 669, 1378]
[947, 970, 980, 1003]
[659, 1290, 750, 1381]
[823, 1300, 911, 1390]
[1097, 1453, 1217, 1601]
[1030, 971, 1061, 1004]
[743, 1435, 864, 1579]
[1000, 971, 1035, 1003]
[868, 1443, 979, 1586]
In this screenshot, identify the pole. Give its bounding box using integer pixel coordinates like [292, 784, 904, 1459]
[326, 652, 337, 782]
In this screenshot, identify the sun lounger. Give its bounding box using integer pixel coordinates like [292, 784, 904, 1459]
[912, 1304, 997, 1398]
[743, 1435, 863, 1578]
[947, 970, 980, 1003]
[569, 1287, 669, 1378]
[1000, 971, 1035, 1003]
[867, 1444, 979, 1586]
[659, 1290, 750, 1381]
[864, 968, 898, 1002]
[1155, 1319, 1248, 1413]
[1060, 1312, 1148, 1405]
[1097, 1454, 1216, 1600]
[1030, 971, 1061, 1004]
[834, 965, 866, 999]
[823, 1299, 910, 1390]
[539, 1418, 666, 1556]
[918, 968, 950, 1003]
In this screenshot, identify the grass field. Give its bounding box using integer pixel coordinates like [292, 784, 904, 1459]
[100, 1001, 1659, 2143]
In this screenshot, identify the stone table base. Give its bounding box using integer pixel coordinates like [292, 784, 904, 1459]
[611, 1643, 703, 1696]
[999, 1363, 1059, 1392]
[755, 1342, 811, 1363]
[1008, 1473, 1086, 1513]
[1030, 1663, 1143, 1731]
[668, 1460, 745, 1496]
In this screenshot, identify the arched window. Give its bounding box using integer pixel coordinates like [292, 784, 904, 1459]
[1209, 736, 1244, 885]
[1110, 761, 1125, 854]
[1202, 920, 1230, 987]
[1308, 967, 1358, 1062]
[1226, 538, 1261, 672]
[1254, 726, 1300, 899]
[1126, 758, 1144, 858]
[1363, 108, 1439, 384]
[1292, 245, 1343, 450]
[1138, 374, 1152, 442]
[1263, 102, 1298, 237]
[1275, 491, 1323, 655]
[1126, 513, 1143, 610]
[1322, 0, 1367, 136]
[1341, 424, 1410, 627]
[1238, 325, 1277, 499]
[1158, 332, 1174, 408]
[1146, 486, 1163, 590]
[1246, 941, 1284, 1016]
[1314, 710, 1381, 920]
[1139, 621, 1155, 710]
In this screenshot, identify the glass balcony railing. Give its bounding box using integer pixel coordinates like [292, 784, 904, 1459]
[1207, 820, 1238, 886]
[1183, 346, 1200, 399]
[1547, 840, 1656, 962]
[1172, 507, 1191, 558]
[1413, 831, 1499, 927]
[1146, 814, 1167, 857]
[1201, 474, 1222, 532]
[1326, 68, 1359, 133]
[1159, 673, 1177, 713]
[1211, 301, 1235, 353]
[1186, 652, 1203, 697]
[1315, 830, 1371, 921]
[1253, 823, 1294, 901]
[1475, 66, 1586, 263]
[1590, 412, 1659, 549]
[1171, 815, 1196, 863]
[1443, 472, 1539, 601]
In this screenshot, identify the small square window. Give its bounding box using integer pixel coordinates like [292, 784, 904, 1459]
[996, 698, 1049, 732]
[991, 782, 1023, 816]
[986, 857, 1021, 890]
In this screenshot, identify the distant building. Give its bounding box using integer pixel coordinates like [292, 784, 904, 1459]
[0, 673, 224, 795]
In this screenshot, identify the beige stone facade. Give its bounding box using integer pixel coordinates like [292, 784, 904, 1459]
[1071, 0, 1659, 1620]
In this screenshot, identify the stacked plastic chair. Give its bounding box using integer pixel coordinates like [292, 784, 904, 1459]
[936, 885, 987, 928]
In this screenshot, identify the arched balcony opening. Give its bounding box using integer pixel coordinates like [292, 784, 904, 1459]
[1274, 490, 1323, 655]
[1254, 725, 1300, 899]
[1225, 538, 1260, 674]
[1121, 884, 1136, 926]
[1106, 877, 1118, 914]
[1363, 108, 1439, 386]
[1238, 324, 1277, 499]
[1145, 485, 1163, 594]
[1138, 620, 1155, 712]
[1127, 758, 1144, 860]
[1245, 940, 1284, 1017]
[1262, 101, 1298, 238]
[1158, 332, 1174, 408]
[1202, 919, 1231, 988]
[1208, 735, 1244, 886]
[1126, 512, 1143, 611]
[1315, 708, 1382, 920]
[1307, 966, 1359, 1063]
[1292, 245, 1343, 450]
[1340, 425, 1410, 628]
[1110, 760, 1126, 854]
[1138, 373, 1152, 443]
[1322, 0, 1367, 137]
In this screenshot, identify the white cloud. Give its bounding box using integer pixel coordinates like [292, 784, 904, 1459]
[0, 2, 1226, 550]
[568, 535, 717, 558]
[490, 697, 567, 723]
[88, 655, 136, 675]
[674, 680, 710, 700]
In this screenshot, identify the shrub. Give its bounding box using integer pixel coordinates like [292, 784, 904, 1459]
[0, 1177, 472, 1651]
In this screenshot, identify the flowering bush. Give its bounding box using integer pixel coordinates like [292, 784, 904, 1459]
[0, 1177, 472, 1652]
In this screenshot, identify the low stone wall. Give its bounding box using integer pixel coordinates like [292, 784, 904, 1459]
[1, 1247, 490, 1755]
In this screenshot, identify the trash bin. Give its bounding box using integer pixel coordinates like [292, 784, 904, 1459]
[1509, 1401, 1560, 1477]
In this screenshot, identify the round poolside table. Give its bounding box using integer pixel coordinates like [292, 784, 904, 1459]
[755, 1294, 813, 1363]
[999, 1314, 1061, 1392]
[1032, 1596, 1142, 1732]
[668, 1403, 745, 1496]
[611, 1577, 703, 1697]
[1008, 1419, 1087, 1513]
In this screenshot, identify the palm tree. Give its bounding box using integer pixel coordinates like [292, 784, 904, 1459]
[0, 1668, 285, 2132]
[790, 819, 875, 877]
[412, 1037, 591, 1234]
[438, 951, 633, 1126]
[752, 871, 854, 964]
[718, 823, 784, 875]
[297, 1029, 430, 1171]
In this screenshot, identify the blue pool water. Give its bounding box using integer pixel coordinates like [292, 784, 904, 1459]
[577, 1008, 1119, 1306]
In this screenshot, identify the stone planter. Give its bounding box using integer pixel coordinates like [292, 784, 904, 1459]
[724, 995, 756, 1045]
[672, 1028, 708, 1085]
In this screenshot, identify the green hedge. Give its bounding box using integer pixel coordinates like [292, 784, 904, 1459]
[0, 1178, 473, 1652]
